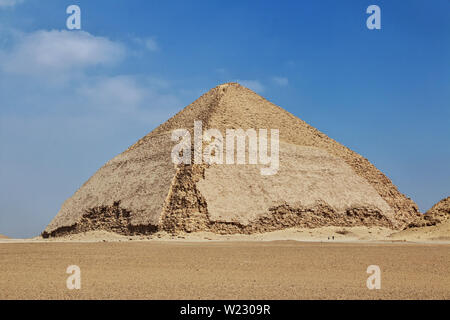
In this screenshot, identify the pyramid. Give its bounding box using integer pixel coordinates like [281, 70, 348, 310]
[407, 197, 450, 228]
[43, 83, 419, 237]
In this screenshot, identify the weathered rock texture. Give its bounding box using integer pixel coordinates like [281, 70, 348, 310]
[407, 197, 450, 228]
[43, 83, 419, 237]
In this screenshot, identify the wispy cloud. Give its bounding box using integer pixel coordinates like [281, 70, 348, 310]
[215, 68, 227, 75]
[0, 28, 178, 118]
[0, 30, 125, 76]
[133, 36, 159, 52]
[76, 75, 180, 116]
[0, 25, 183, 237]
[272, 76, 289, 86]
[0, 0, 24, 8]
[77, 76, 145, 113]
[236, 79, 265, 93]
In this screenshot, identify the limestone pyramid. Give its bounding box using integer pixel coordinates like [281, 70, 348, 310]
[43, 83, 419, 237]
[407, 197, 450, 228]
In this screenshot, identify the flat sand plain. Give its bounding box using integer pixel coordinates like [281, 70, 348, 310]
[1, 238, 449, 299]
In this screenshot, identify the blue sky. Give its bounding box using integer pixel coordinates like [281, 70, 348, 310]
[0, 0, 449, 238]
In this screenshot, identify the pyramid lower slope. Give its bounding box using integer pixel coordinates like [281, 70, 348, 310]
[43, 83, 419, 237]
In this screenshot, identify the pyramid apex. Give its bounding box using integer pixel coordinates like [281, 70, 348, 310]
[217, 82, 241, 87]
[214, 82, 242, 91]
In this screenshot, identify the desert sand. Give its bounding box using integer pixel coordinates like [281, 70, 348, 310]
[390, 221, 450, 242]
[2, 84, 447, 300]
[0, 238, 448, 300]
[4, 225, 448, 243]
[2, 226, 449, 300]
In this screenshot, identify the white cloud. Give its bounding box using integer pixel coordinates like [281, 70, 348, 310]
[76, 75, 180, 114]
[0, 28, 178, 120]
[236, 79, 265, 93]
[133, 37, 159, 52]
[77, 76, 145, 113]
[0, 30, 125, 75]
[0, 0, 24, 8]
[272, 76, 289, 86]
[0, 26, 184, 238]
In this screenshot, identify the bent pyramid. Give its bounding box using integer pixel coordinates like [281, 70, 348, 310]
[43, 83, 419, 237]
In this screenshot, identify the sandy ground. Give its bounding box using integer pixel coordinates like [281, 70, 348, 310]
[0, 227, 449, 299]
[3, 225, 448, 244]
[0, 226, 416, 243]
[389, 221, 450, 242]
